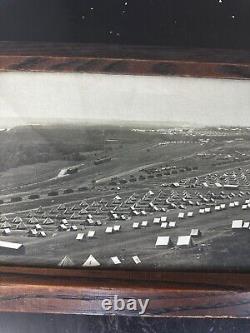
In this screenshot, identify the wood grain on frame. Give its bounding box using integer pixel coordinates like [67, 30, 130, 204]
[0, 266, 250, 317]
[0, 42, 250, 78]
[0, 41, 250, 317]
[0, 265, 249, 317]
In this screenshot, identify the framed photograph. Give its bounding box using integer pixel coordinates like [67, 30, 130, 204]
[0, 42, 250, 317]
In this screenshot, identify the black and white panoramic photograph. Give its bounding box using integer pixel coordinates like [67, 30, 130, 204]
[0, 72, 250, 271]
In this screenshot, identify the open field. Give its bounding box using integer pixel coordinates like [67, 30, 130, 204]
[0, 123, 250, 271]
[1, 195, 250, 271]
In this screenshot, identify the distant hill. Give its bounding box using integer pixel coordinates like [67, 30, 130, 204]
[0, 116, 197, 130]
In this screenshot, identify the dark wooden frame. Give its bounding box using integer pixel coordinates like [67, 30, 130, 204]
[1, 41, 250, 318]
[1, 41, 250, 79]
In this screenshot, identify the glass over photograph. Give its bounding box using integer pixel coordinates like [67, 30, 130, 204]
[0, 72, 250, 270]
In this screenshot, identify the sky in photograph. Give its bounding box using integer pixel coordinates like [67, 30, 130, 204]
[0, 72, 250, 127]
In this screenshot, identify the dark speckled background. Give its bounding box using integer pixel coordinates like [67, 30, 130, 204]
[0, 0, 250, 49]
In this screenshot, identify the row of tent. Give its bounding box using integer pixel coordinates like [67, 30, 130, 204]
[58, 254, 142, 267]
[0, 226, 47, 238]
[10, 185, 245, 223]
[3, 192, 250, 229]
[2, 195, 249, 233]
[2, 187, 249, 235]
[155, 230, 202, 247]
[29, 187, 223, 218]
[232, 220, 250, 229]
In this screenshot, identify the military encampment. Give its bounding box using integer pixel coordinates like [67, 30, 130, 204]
[0, 72, 250, 270]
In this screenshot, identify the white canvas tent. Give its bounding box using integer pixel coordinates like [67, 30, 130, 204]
[28, 216, 38, 224]
[16, 221, 27, 230]
[70, 225, 78, 231]
[141, 221, 148, 227]
[105, 227, 113, 233]
[113, 225, 121, 232]
[1, 221, 11, 229]
[76, 233, 84, 240]
[0, 215, 8, 222]
[153, 217, 160, 224]
[82, 255, 100, 267]
[43, 217, 54, 225]
[37, 206, 45, 213]
[177, 235, 193, 247]
[58, 224, 67, 231]
[111, 256, 121, 265]
[243, 222, 250, 229]
[13, 216, 22, 223]
[190, 229, 202, 237]
[58, 256, 74, 267]
[155, 236, 171, 247]
[28, 229, 38, 237]
[87, 218, 94, 225]
[132, 255, 141, 264]
[38, 231, 47, 237]
[231, 220, 243, 229]
[57, 203, 66, 210]
[87, 230, 95, 238]
[62, 219, 69, 226]
[0, 240, 23, 250]
[178, 212, 185, 219]
[2, 228, 11, 235]
[168, 221, 176, 228]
